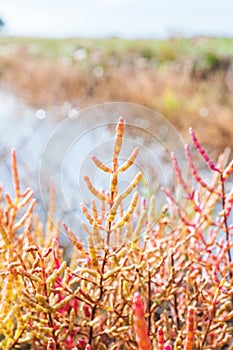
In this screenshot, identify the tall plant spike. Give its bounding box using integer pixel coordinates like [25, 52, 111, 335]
[82, 117, 141, 246]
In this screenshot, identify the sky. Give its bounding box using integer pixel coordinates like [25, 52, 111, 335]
[1, 0, 233, 38]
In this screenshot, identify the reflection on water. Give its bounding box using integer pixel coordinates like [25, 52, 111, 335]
[0, 90, 190, 241]
[2, 89, 230, 246]
[38, 102, 188, 242]
[0, 88, 56, 218]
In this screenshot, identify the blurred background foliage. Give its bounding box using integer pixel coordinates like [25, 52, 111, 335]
[0, 36, 232, 157]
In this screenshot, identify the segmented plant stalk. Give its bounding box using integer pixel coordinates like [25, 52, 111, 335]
[133, 292, 152, 350]
[184, 306, 195, 350]
[189, 128, 220, 173]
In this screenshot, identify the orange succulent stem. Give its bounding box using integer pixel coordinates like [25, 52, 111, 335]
[39, 249, 60, 350]
[133, 292, 152, 350]
[184, 306, 195, 350]
[88, 248, 109, 345]
[8, 326, 27, 350]
[200, 278, 223, 350]
[107, 190, 114, 245]
[200, 311, 213, 350]
[171, 253, 180, 330]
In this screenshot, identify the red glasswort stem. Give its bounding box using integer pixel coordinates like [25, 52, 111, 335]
[133, 292, 152, 350]
[189, 128, 220, 173]
[157, 326, 165, 350]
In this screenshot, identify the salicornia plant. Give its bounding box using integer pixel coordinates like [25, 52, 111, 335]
[0, 117, 233, 349]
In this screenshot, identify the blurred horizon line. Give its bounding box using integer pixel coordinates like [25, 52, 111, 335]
[1, 32, 233, 41]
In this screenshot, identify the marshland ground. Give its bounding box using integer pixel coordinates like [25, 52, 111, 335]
[0, 36, 233, 157]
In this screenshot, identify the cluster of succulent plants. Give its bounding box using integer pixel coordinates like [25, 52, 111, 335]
[0, 117, 233, 349]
